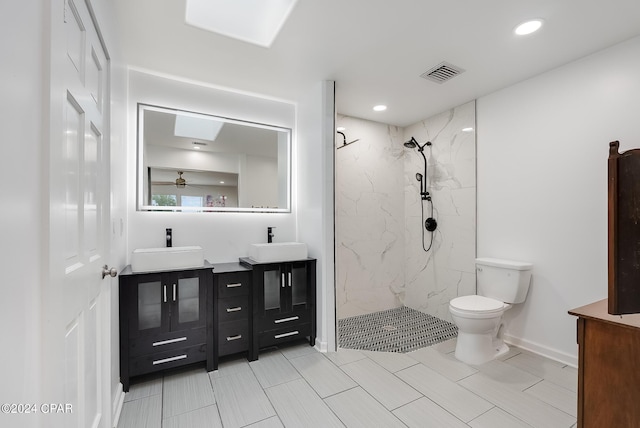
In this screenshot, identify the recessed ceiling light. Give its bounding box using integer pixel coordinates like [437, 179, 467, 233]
[373, 105, 387, 112]
[191, 141, 208, 150]
[336, 126, 346, 131]
[462, 127, 474, 133]
[515, 19, 543, 36]
[220, 181, 225, 184]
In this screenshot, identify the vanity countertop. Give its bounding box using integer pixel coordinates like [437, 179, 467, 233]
[210, 261, 251, 273]
[120, 260, 214, 276]
[239, 256, 316, 266]
[569, 298, 640, 330]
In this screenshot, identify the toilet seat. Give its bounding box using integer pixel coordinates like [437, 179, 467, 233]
[450, 295, 505, 317]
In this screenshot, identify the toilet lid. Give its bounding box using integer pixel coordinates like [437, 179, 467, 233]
[450, 295, 504, 313]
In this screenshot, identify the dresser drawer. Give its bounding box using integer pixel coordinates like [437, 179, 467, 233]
[259, 310, 312, 330]
[218, 295, 249, 323]
[216, 272, 251, 298]
[129, 327, 206, 357]
[129, 343, 206, 377]
[258, 323, 312, 349]
[218, 320, 249, 356]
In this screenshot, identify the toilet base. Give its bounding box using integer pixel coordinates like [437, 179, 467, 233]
[454, 331, 510, 365]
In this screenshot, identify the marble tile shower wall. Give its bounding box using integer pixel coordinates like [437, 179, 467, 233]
[335, 116, 405, 319]
[336, 101, 477, 322]
[403, 101, 477, 321]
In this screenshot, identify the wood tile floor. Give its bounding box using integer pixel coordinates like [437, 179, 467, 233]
[118, 339, 577, 428]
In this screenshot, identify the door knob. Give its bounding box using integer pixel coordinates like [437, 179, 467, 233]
[102, 265, 118, 279]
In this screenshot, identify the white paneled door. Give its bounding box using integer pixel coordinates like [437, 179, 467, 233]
[44, 1, 111, 427]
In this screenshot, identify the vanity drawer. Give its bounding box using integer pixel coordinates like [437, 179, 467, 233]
[258, 323, 312, 349]
[129, 327, 206, 357]
[216, 272, 251, 298]
[218, 295, 249, 323]
[129, 343, 206, 377]
[260, 310, 312, 330]
[218, 320, 249, 356]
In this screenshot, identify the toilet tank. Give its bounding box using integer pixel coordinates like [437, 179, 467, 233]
[476, 257, 533, 304]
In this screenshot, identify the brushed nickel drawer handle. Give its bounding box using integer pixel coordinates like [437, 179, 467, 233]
[226, 335, 242, 341]
[274, 316, 299, 324]
[152, 337, 187, 347]
[226, 283, 242, 288]
[226, 307, 242, 313]
[152, 354, 187, 365]
[274, 331, 298, 339]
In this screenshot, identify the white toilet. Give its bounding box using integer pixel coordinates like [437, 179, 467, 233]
[449, 257, 532, 365]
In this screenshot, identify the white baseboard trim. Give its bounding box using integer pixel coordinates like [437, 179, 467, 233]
[112, 383, 125, 428]
[504, 334, 578, 368]
[314, 338, 328, 353]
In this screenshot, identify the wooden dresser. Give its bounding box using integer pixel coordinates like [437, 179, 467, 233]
[569, 299, 640, 427]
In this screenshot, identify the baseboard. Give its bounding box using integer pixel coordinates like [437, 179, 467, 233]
[314, 337, 329, 353]
[504, 334, 578, 368]
[111, 383, 125, 428]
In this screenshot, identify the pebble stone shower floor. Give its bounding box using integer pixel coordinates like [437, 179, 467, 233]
[338, 306, 458, 353]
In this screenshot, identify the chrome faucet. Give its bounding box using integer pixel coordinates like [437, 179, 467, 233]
[267, 227, 275, 243]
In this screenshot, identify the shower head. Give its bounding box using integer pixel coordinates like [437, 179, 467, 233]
[404, 137, 433, 151]
[404, 137, 418, 149]
[415, 173, 423, 181]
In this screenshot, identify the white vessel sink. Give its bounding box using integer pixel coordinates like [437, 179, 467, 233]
[249, 242, 308, 263]
[131, 246, 204, 273]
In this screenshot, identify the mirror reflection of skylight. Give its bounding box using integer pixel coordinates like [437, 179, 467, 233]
[174, 114, 224, 141]
[185, 0, 298, 48]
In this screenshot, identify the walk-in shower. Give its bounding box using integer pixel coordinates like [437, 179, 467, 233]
[404, 137, 437, 251]
[335, 105, 475, 354]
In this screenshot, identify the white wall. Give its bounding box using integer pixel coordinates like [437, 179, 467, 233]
[297, 81, 336, 352]
[244, 155, 279, 208]
[127, 70, 298, 262]
[477, 35, 640, 365]
[0, 2, 44, 426]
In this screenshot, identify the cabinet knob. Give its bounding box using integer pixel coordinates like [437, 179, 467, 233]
[102, 265, 117, 279]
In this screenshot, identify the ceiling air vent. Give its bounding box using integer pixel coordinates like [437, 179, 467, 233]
[420, 62, 465, 84]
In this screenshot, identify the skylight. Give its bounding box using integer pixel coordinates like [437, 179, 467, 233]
[185, 0, 298, 48]
[174, 114, 224, 141]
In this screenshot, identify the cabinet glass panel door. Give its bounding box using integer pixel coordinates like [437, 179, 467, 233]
[263, 267, 282, 311]
[138, 280, 162, 331]
[177, 277, 200, 324]
[291, 263, 307, 307]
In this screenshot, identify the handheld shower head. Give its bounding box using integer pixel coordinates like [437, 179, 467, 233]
[415, 173, 423, 181]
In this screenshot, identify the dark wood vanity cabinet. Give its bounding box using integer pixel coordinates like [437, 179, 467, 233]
[119, 258, 315, 389]
[569, 299, 640, 427]
[212, 263, 252, 370]
[119, 264, 212, 391]
[240, 257, 316, 361]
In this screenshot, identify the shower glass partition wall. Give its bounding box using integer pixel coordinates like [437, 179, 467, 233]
[335, 100, 477, 337]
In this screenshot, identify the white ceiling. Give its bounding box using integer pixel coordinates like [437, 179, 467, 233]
[112, 0, 640, 127]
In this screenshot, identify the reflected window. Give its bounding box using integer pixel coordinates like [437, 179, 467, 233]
[181, 195, 203, 207]
[152, 194, 177, 206]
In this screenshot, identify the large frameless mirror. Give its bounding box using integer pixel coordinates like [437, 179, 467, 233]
[137, 104, 291, 212]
